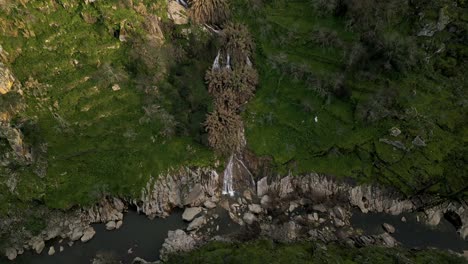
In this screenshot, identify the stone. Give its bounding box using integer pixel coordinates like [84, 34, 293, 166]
[243, 212, 257, 225]
[187, 216, 205, 231]
[59, 246, 64, 252]
[160, 230, 196, 261]
[5, 247, 17, 260]
[106, 221, 116, 230]
[116, 220, 123, 229]
[401, 216, 406, 222]
[0, 62, 14, 94]
[203, 200, 217, 209]
[288, 201, 299, 212]
[312, 204, 327, 213]
[426, 210, 442, 226]
[182, 207, 202, 222]
[167, 0, 188, 25]
[334, 218, 345, 227]
[382, 223, 395, 234]
[260, 195, 271, 207]
[112, 84, 121, 91]
[70, 227, 83, 241]
[257, 177, 269, 197]
[81, 227, 96, 243]
[183, 184, 205, 206]
[248, 204, 262, 214]
[333, 206, 346, 220]
[412, 136, 426, 147]
[381, 233, 397, 247]
[30, 237, 45, 254]
[389, 127, 401, 137]
[48, 246, 55, 256]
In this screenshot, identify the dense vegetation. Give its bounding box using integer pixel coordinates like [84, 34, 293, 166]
[0, 0, 466, 239]
[166, 240, 467, 264]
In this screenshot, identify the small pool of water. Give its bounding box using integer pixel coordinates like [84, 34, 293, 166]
[351, 210, 468, 253]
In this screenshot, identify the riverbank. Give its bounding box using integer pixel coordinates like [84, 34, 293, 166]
[3, 167, 467, 262]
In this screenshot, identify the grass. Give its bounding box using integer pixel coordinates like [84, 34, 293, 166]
[166, 240, 467, 264]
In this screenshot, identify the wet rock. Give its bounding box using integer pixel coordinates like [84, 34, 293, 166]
[203, 200, 217, 209]
[5, 247, 17, 260]
[243, 212, 257, 225]
[248, 204, 262, 214]
[382, 223, 395, 234]
[81, 227, 96, 243]
[106, 221, 116, 230]
[380, 233, 397, 247]
[48, 246, 55, 256]
[30, 237, 45, 254]
[187, 216, 205, 231]
[182, 207, 202, 222]
[160, 230, 196, 261]
[116, 220, 123, 229]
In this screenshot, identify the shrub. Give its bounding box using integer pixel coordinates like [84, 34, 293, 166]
[204, 107, 244, 155]
[190, 0, 230, 26]
[221, 22, 255, 68]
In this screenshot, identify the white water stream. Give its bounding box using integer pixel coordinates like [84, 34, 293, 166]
[222, 155, 235, 196]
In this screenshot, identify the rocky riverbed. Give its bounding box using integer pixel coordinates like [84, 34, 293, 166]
[2, 169, 468, 262]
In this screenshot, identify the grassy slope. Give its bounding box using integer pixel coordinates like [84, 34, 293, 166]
[0, 0, 214, 211]
[166, 240, 467, 264]
[232, 0, 467, 197]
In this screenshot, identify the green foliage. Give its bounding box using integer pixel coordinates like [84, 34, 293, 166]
[166, 240, 467, 264]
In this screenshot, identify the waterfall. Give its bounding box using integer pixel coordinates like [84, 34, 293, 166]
[226, 54, 231, 70]
[222, 155, 235, 196]
[212, 51, 221, 70]
[246, 56, 252, 67]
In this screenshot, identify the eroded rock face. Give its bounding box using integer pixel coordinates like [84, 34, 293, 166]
[0, 62, 14, 94]
[160, 229, 196, 261]
[135, 168, 219, 218]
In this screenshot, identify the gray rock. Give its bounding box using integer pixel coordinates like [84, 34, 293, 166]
[187, 216, 205, 231]
[106, 221, 116, 230]
[381, 233, 397, 247]
[30, 237, 45, 254]
[243, 212, 257, 225]
[333, 206, 346, 220]
[260, 195, 271, 207]
[70, 227, 83, 241]
[401, 216, 406, 222]
[382, 223, 395, 234]
[312, 204, 327, 213]
[48, 246, 55, 256]
[184, 184, 205, 206]
[288, 201, 299, 212]
[81, 227, 96, 243]
[248, 204, 262, 214]
[203, 200, 217, 209]
[182, 207, 202, 222]
[426, 209, 442, 226]
[459, 226, 468, 240]
[160, 230, 196, 261]
[5, 247, 17, 260]
[257, 177, 269, 197]
[59, 246, 64, 252]
[116, 220, 123, 229]
[389, 127, 401, 137]
[412, 136, 426, 147]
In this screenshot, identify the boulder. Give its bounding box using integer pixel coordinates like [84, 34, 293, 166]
[187, 216, 205, 231]
[5, 247, 17, 260]
[382, 223, 395, 234]
[167, 0, 188, 25]
[260, 195, 271, 207]
[106, 221, 116, 230]
[160, 229, 196, 261]
[248, 204, 262, 214]
[203, 200, 217, 209]
[70, 227, 83, 241]
[81, 227, 96, 243]
[257, 177, 269, 197]
[59, 246, 64, 252]
[243, 212, 257, 225]
[116, 220, 123, 229]
[426, 209, 442, 226]
[381, 233, 397, 247]
[48, 246, 55, 256]
[184, 184, 205, 207]
[182, 207, 202, 222]
[333, 206, 346, 220]
[30, 237, 45, 254]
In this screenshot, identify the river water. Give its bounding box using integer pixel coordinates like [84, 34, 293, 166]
[351, 210, 468, 253]
[11, 210, 186, 264]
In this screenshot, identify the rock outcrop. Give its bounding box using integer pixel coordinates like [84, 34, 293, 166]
[160, 229, 196, 261]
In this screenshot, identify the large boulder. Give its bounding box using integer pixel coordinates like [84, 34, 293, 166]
[184, 184, 205, 206]
[187, 216, 205, 231]
[81, 227, 96, 243]
[182, 207, 202, 222]
[160, 229, 196, 261]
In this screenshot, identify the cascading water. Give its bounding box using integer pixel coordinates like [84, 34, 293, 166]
[226, 54, 231, 70]
[212, 51, 221, 70]
[222, 155, 235, 196]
